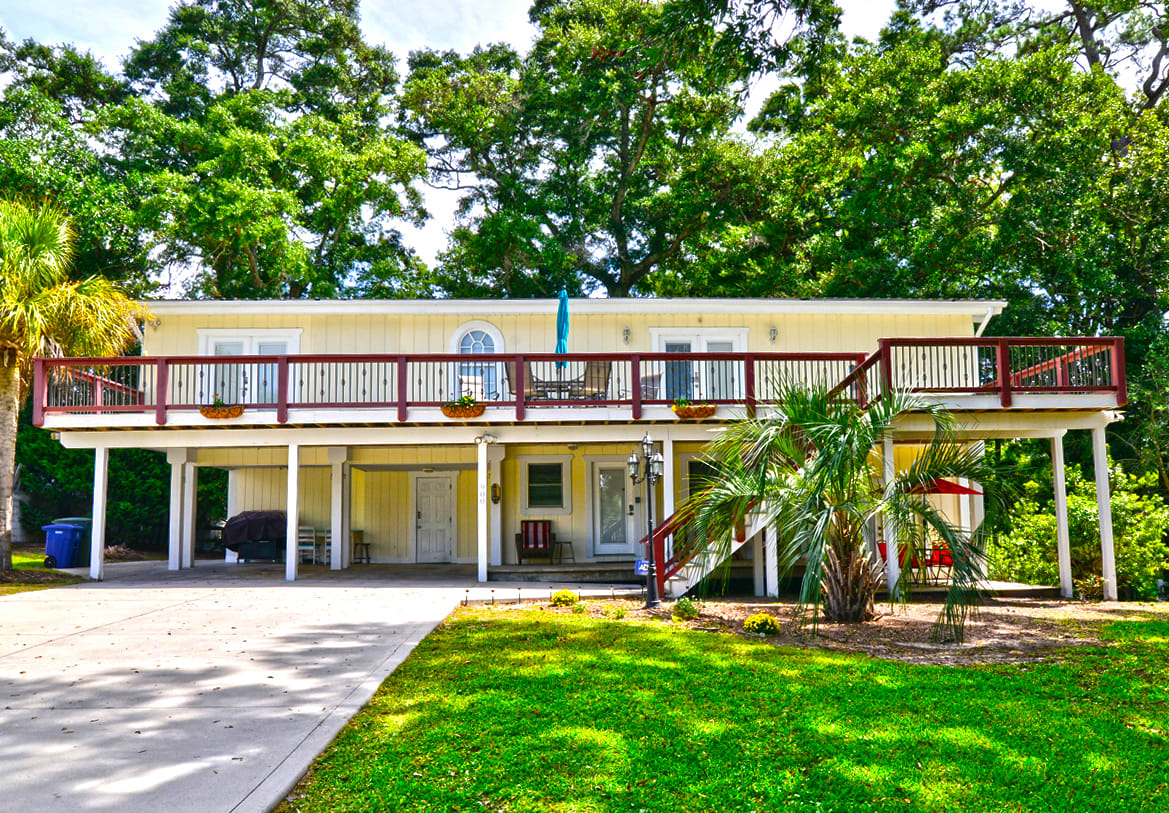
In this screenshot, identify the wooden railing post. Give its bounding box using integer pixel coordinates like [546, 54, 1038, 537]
[155, 358, 169, 425]
[1113, 338, 1128, 405]
[855, 353, 869, 408]
[996, 340, 1012, 408]
[277, 357, 289, 424]
[396, 356, 408, 422]
[514, 355, 525, 421]
[878, 339, 893, 400]
[744, 354, 756, 417]
[32, 359, 45, 426]
[631, 355, 642, 420]
[654, 525, 668, 598]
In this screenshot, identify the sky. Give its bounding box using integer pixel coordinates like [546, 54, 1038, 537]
[0, 0, 897, 268]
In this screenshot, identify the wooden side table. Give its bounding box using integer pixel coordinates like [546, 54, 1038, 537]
[350, 530, 371, 564]
[552, 539, 575, 564]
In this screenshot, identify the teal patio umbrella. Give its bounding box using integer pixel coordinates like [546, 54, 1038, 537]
[555, 288, 569, 370]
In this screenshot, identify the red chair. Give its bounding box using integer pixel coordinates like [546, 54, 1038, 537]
[516, 520, 556, 563]
[877, 542, 918, 568]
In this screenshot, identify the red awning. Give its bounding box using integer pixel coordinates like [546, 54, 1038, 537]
[909, 478, 982, 496]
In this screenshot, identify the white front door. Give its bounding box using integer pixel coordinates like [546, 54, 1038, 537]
[415, 475, 454, 562]
[593, 463, 637, 556]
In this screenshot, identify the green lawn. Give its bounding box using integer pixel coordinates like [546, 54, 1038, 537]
[280, 605, 1169, 813]
[1, 546, 83, 596]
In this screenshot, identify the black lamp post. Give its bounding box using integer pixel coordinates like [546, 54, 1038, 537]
[628, 432, 665, 609]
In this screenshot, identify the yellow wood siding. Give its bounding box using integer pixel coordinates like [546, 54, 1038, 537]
[143, 309, 980, 357]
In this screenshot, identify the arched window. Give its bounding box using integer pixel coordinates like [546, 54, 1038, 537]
[459, 329, 495, 356]
[453, 322, 504, 401]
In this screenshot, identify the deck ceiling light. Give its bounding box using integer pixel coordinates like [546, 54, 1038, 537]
[769, 326, 778, 343]
[623, 326, 631, 344]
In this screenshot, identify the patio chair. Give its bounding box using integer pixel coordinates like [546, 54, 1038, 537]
[515, 520, 558, 563]
[457, 373, 487, 400]
[573, 359, 612, 400]
[297, 526, 317, 564]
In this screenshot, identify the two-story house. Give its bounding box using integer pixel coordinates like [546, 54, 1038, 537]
[33, 297, 1128, 599]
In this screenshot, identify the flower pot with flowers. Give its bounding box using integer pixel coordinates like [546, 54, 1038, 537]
[441, 394, 486, 419]
[200, 394, 245, 419]
[671, 397, 716, 420]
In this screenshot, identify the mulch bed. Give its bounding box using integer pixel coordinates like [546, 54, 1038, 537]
[523, 595, 1169, 667]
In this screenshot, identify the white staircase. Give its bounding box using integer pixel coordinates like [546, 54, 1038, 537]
[661, 511, 770, 598]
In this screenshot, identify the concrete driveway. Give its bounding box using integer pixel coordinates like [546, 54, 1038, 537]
[0, 563, 471, 812]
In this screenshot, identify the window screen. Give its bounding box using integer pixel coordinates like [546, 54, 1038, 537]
[527, 463, 564, 508]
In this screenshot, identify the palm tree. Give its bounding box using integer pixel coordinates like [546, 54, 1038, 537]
[682, 382, 998, 642]
[0, 200, 143, 571]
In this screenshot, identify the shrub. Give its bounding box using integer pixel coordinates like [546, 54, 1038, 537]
[988, 463, 1169, 599]
[550, 589, 578, 607]
[608, 607, 627, 620]
[672, 597, 700, 620]
[743, 613, 780, 635]
[571, 602, 588, 614]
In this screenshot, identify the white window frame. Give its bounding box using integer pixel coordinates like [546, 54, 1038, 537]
[517, 453, 573, 515]
[196, 329, 302, 406]
[450, 320, 506, 402]
[197, 328, 303, 356]
[648, 328, 749, 401]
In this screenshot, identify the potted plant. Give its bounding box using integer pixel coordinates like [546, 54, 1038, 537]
[441, 394, 486, 419]
[199, 393, 245, 419]
[671, 397, 715, 420]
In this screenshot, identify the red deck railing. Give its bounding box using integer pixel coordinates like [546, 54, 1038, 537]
[31, 337, 1126, 427]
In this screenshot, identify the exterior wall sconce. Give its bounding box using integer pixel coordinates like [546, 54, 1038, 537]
[622, 326, 631, 344]
[490, 483, 502, 504]
[769, 326, 778, 343]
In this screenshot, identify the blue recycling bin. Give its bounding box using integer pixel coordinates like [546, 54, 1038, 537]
[42, 524, 84, 569]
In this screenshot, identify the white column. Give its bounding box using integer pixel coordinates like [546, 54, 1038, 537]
[883, 436, 900, 597]
[328, 447, 347, 570]
[166, 449, 186, 571]
[476, 437, 490, 582]
[763, 515, 779, 597]
[661, 435, 676, 560]
[226, 469, 239, 518]
[181, 462, 197, 568]
[1092, 426, 1118, 601]
[488, 444, 505, 567]
[341, 463, 351, 568]
[1052, 434, 1073, 598]
[89, 447, 109, 581]
[286, 444, 300, 582]
[752, 534, 765, 597]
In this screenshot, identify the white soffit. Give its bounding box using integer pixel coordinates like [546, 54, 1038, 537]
[141, 297, 1008, 319]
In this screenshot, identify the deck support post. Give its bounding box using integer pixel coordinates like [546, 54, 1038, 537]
[763, 510, 779, 598]
[166, 449, 188, 570]
[89, 447, 109, 581]
[341, 463, 351, 568]
[1052, 433, 1073, 598]
[661, 434, 675, 561]
[329, 447, 348, 570]
[1092, 426, 1118, 601]
[882, 436, 900, 598]
[475, 435, 493, 582]
[181, 461, 197, 568]
[286, 443, 300, 582]
[753, 534, 766, 597]
[488, 444, 505, 567]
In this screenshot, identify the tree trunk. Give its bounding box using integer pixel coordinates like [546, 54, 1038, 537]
[821, 532, 878, 623]
[0, 356, 19, 572]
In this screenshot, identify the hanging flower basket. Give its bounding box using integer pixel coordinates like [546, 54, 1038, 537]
[199, 404, 245, 419]
[441, 403, 486, 419]
[671, 403, 716, 420]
